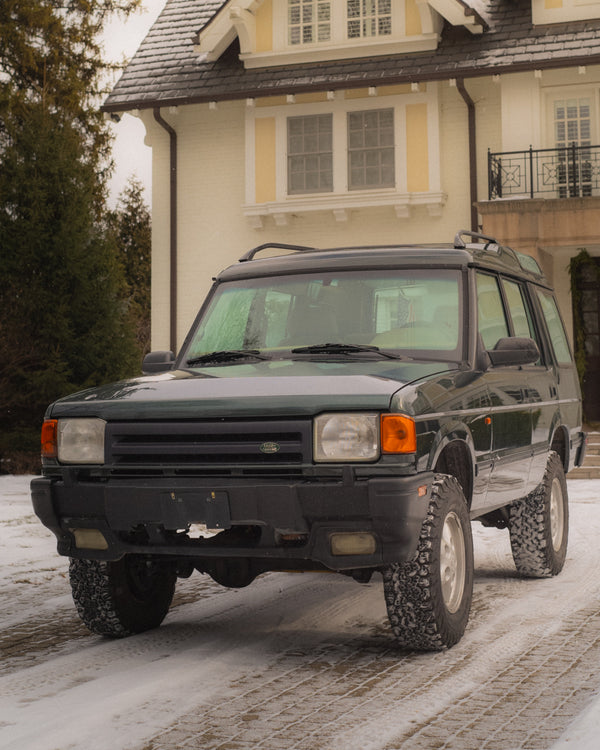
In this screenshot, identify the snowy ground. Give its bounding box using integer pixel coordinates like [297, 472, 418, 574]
[1, 475, 600, 750]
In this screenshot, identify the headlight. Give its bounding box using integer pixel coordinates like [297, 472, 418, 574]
[314, 413, 379, 462]
[56, 418, 106, 464]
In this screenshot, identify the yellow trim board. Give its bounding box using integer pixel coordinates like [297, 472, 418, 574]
[255, 117, 276, 203]
[406, 103, 429, 192]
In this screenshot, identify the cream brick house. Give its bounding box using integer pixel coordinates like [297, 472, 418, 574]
[104, 0, 600, 419]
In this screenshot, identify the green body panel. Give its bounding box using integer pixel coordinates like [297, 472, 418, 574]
[47, 360, 454, 420]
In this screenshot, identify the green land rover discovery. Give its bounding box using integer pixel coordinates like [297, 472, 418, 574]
[32, 231, 586, 650]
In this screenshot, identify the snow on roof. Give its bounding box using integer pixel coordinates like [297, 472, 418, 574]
[103, 0, 600, 112]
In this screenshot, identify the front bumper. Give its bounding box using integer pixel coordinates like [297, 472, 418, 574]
[31, 471, 434, 571]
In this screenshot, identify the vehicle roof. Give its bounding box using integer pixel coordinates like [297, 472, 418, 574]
[216, 241, 550, 286]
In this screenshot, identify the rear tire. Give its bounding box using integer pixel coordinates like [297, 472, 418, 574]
[69, 555, 177, 637]
[383, 474, 473, 651]
[509, 451, 568, 577]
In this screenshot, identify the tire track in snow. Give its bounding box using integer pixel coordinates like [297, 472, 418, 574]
[0, 573, 223, 676]
[4, 482, 600, 750]
[140, 494, 600, 750]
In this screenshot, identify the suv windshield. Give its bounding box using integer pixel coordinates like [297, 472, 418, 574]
[183, 269, 463, 364]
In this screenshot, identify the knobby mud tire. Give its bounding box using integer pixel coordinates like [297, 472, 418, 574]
[69, 555, 177, 638]
[509, 451, 569, 578]
[383, 474, 474, 651]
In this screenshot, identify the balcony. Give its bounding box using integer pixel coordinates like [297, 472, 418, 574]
[477, 145, 600, 257]
[488, 144, 600, 201]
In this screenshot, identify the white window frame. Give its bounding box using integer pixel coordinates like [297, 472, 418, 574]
[244, 86, 444, 228]
[288, 0, 332, 46]
[287, 113, 334, 194]
[553, 95, 593, 149]
[347, 107, 396, 190]
[543, 86, 600, 199]
[543, 86, 599, 149]
[347, 0, 393, 40]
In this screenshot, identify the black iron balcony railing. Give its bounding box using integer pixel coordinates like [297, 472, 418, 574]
[488, 144, 600, 200]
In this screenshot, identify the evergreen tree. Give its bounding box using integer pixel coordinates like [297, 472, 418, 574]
[0, 0, 142, 453]
[109, 177, 152, 356]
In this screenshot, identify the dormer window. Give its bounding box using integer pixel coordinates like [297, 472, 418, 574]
[196, 0, 485, 68]
[347, 0, 392, 39]
[289, 0, 331, 45]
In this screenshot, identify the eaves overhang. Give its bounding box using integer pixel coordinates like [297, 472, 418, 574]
[426, 0, 488, 33]
[102, 50, 600, 114]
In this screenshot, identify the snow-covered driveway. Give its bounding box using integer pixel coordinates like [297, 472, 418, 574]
[1, 475, 599, 750]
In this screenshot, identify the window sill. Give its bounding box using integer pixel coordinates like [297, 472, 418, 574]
[243, 190, 446, 228]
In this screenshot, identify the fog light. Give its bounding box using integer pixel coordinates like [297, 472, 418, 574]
[330, 532, 376, 556]
[71, 528, 108, 551]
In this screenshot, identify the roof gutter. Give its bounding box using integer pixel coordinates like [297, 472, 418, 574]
[102, 55, 600, 115]
[153, 107, 178, 354]
[456, 78, 478, 232]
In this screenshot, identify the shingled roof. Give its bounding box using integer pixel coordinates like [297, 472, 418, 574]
[103, 0, 600, 112]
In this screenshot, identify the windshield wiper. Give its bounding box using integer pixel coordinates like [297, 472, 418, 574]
[290, 343, 410, 360]
[186, 349, 270, 366]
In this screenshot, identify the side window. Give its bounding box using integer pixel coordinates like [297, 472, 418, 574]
[502, 280, 536, 338]
[476, 273, 509, 350]
[536, 290, 573, 364]
[502, 279, 542, 365]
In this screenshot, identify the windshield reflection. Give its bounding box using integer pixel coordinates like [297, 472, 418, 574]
[183, 269, 462, 365]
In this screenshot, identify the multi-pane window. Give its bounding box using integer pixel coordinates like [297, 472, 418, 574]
[347, 0, 392, 38]
[347, 109, 395, 190]
[554, 97, 591, 148]
[288, 0, 331, 45]
[554, 97, 593, 197]
[287, 114, 333, 194]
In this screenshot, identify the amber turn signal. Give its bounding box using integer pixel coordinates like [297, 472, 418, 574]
[41, 419, 58, 459]
[380, 414, 417, 454]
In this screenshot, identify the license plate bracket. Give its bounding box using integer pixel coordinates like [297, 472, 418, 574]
[205, 491, 231, 530]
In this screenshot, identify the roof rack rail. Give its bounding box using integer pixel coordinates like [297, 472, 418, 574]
[454, 230, 498, 250]
[239, 242, 317, 263]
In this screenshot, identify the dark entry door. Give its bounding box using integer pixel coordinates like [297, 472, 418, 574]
[574, 258, 600, 421]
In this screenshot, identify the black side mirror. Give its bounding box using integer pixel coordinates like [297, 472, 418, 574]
[142, 350, 175, 374]
[487, 337, 540, 367]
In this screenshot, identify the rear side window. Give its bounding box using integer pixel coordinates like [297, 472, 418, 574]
[502, 280, 535, 339]
[536, 290, 573, 364]
[476, 273, 509, 350]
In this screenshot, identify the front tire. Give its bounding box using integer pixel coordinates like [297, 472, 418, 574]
[383, 474, 474, 651]
[509, 451, 568, 577]
[69, 555, 177, 637]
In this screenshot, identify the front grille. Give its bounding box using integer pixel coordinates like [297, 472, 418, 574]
[105, 420, 312, 467]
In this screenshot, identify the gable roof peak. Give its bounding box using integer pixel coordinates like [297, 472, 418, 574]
[193, 0, 266, 60]
[195, 0, 488, 63]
